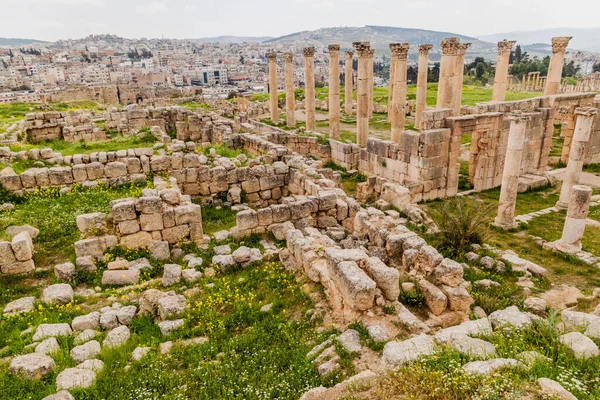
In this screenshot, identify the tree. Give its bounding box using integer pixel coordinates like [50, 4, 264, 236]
[240, 55, 245, 65]
[428, 63, 440, 83]
[562, 60, 579, 78]
[594, 62, 600, 73]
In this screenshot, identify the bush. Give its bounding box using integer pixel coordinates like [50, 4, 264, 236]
[428, 197, 494, 258]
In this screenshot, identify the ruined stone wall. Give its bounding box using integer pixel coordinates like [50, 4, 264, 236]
[46, 86, 119, 105]
[0, 149, 291, 208]
[23, 111, 107, 143]
[0, 231, 35, 276]
[585, 98, 600, 165]
[329, 140, 361, 171]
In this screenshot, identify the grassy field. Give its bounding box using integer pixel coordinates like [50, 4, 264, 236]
[250, 82, 542, 108]
[422, 184, 600, 290]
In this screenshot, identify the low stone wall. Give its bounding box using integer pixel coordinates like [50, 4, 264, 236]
[0, 230, 35, 275]
[23, 111, 107, 143]
[74, 184, 203, 262]
[585, 98, 600, 165]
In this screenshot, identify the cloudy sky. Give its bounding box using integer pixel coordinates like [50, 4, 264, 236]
[1, 0, 599, 41]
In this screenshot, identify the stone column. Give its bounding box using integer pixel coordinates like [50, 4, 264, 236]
[492, 40, 516, 101]
[303, 47, 316, 131]
[387, 46, 396, 122]
[545, 37, 572, 95]
[415, 44, 433, 129]
[452, 42, 471, 114]
[437, 37, 460, 110]
[328, 44, 341, 139]
[353, 42, 370, 147]
[555, 185, 593, 253]
[367, 49, 375, 118]
[557, 107, 598, 209]
[390, 43, 410, 143]
[267, 52, 279, 122]
[344, 50, 354, 115]
[494, 112, 530, 230]
[283, 52, 296, 128]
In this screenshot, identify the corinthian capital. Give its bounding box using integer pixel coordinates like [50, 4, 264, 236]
[418, 44, 433, 55]
[303, 47, 315, 57]
[267, 52, 277, 61]
[283, 52, 293, 63]
[551, 37, 572, 54]
[497, 39, 516, 56]
[390, 43, 410, 59]
[440, 37, 460, 55]
[328, 44, 340, 55]
[352, 41, 371, 58]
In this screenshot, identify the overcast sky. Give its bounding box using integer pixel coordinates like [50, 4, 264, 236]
[2, 0, 599, 42]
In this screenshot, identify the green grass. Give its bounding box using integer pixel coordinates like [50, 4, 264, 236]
[8, 134, 157, 157]
[201, 144, 251, 160]
[323, 161, 366, 196]
[583, 163, 600, 175]
[199, 205, 238, 235]
[0, 261, 329, 400]
[0, 181, 151, 270]
[178, 101, 211, 111]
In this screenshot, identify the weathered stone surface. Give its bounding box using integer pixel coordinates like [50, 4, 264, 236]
[158, 295, 188, 320]
[364, 257, 400, 301]
[329, 260, 377, 311]
[561, 310, 600, 331]
[11, 231, 34, 261]
[366, 324, 389, 342]
[337, 329, 362, 354]
[158, 319, 185, 335]
[132, 346, 152, 361]
[523, 297, 547, 315]
[9, 353, 56, 379]
[3, 296, 35, 315]
[462, 358, 519, 375]
[71, 312, 100, 331]
[33, 323, 73, 341]
[419, 279, 447, 316]
[269, 221, 295, 241]
[35, 337, 60, 356]
[559, 332, 599, 359]
[434, 318, 493, 344]
[232, 246, 252, 263]
[70, 340, 101, 364]
[101, 270, 139, 286]
[162, 264, 182, 286]
[446, 335, 496, 358]
[382, 334, 436, 367]
[149, 240, 170, 261]
[41, 284, 74, 305]
[212, 255, 235, 271]
[431, 258, 463, 288]
[103, 326, 130, 349]
[42, 391, 75, 400]
[116, 305, 137, 325]
[488, 306, 534, 330]
[537, 378, 577, 400]
[54, 262, 76, 281]
[56, 368, 96, 391]
[182, 268, 202, 283]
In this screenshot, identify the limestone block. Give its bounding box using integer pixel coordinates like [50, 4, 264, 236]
[329, 260, 376, 311]
[364, 257, 400, 301]
[419, 279, 447, 316]
[236, 210, 258, 231]
[11, 231, 33, 261]
[101, 270, 140, 286]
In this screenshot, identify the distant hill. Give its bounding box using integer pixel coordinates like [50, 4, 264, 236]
[197, 36, 273, 43]
[479, 28, 600, 53]
[0, 37, 46, 47]
[265, 25, 503, 62]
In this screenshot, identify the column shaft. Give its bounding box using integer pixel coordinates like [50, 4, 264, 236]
[367, 49, 374, 118]
[267, 52, 279, 122]
[557, 107, 598, 208]
[415, 44, 432, 129]
[494, 113, 530, 229]
[545, 37, 572, 95]
[452, 43, 471, 114]
[556, 185, 593, 253]
[353, 42, 370, 147]
[344, 51, 354, 115]
[284, 52, 296, 128]
[328, 45, 341, 139]
[437, 38, 460, 110]
[492, 40, 516, 101]
[390, 43, 409, 143]
[303, 47, 316, 131]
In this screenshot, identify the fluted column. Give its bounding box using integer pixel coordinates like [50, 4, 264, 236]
[367, 49, 374, 118]
[344, 50, 354, 115]
[328, 44, 341, 139]
[415, 44, 432, 128]
[557, 107, 598, 209]
[267, 52, 278, 122]
[387, 47, 395, 122]
[492, 40, 516, 101]
[353, 42, 370, 147]
[303, 47, 316, 131]
[390, 43, 410, 143]
[545, 37, 572, 95]
[452, 42, 471, 114]
[437, 37, 460, 110]
[494, 112, 530, 230]
[283, 52, 296, 128]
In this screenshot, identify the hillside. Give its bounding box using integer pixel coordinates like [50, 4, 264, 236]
[480, 27, 600, 53]
[0, 37, 46, 47]
[196, 35, 273, 43]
